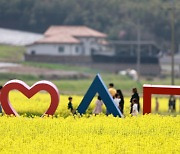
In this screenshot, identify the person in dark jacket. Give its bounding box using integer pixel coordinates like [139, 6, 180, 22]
[130, 88, 140, 114]
[117, 89, 124, 114]
[168, 95, 176, 112]
[68, 96, 74, 113]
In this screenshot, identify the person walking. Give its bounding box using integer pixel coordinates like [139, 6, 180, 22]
[168, 95, 176, 112]
[130, 88, 140, 114]
[117, 89, 124, 114]
[108, 83, 116, 98]
[106, 83, 116, 115]
[67, 96, 74, 113]
[113, 93, 121, 109]
[93, 96, 103, 115]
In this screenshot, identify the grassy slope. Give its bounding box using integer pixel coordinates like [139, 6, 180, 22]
[21, 62, 180, 96]
[0, 73, 141, 96]
[0, 45, 25, 62]
[1, 68, 179, 96]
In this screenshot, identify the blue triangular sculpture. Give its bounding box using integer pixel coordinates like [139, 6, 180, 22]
[77, 74, 123, 117]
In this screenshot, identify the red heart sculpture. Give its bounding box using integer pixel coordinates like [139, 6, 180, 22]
[0, 80, 60, 117]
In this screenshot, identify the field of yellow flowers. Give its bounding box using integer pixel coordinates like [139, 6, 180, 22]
[0, 91, 179, 153]
[8, 91, 180, 116]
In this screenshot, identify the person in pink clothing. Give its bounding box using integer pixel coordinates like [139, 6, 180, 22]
[93, 96, 103, 115]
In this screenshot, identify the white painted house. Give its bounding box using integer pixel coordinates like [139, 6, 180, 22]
[26, 26, 108, 56]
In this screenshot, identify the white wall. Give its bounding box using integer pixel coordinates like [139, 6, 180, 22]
[26, 44, 83, 56]
[26, 37, 107, 56]
[78, 37, 101, 56]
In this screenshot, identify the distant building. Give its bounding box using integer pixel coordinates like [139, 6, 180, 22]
[92, 40, 160, 64]
[25, 26, 161, 76]
[26, 26, 108, 56]
[91, 40, 161, 76]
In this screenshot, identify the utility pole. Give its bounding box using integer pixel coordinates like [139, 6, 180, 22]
[170, 0, 175, 85]
[137, 20, 141, 81]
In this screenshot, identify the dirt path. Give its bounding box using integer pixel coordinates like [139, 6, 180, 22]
[0, 63, 90, 79]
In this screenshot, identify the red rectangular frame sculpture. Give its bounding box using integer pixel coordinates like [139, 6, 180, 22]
[143, 84, 180, 114]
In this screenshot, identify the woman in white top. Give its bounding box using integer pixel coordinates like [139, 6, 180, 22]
[113, 93, 121, 109]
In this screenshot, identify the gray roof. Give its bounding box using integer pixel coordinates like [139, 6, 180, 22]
[0, 28, 43, 46]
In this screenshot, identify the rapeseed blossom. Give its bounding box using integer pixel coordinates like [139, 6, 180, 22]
[0, 115, 179, 153]
[0, 91, 178, 153]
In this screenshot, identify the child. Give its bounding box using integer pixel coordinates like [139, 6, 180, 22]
[131, 98, 139, 116]
[67, 96, 74, 113]
[93, 96, 103, 115]
[0, 86, 2, 113]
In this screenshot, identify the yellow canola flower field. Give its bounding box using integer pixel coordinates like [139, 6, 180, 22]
[9, 91, 180, 116]
[0, 115, 180, 153]
[0, 91, 178, 153]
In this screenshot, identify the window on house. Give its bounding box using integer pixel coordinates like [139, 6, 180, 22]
[91, 48, 96, 54]
[75, 46, 79, 53]
[31, 50, 36, 55]
[58, 46, 64, 53]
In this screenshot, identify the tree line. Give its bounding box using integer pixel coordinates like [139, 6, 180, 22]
[0, 0, 180, 51]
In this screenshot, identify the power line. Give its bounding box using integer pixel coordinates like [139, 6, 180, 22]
[170, 0, 175, 85]
[137, 20, 141, 81]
